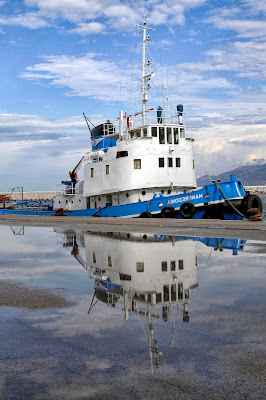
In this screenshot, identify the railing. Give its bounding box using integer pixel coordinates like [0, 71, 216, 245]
[56, 181, 84, 196]
[107, 109, 185, 135]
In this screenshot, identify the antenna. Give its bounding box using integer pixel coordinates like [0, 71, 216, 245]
[135, 21, 156, 125]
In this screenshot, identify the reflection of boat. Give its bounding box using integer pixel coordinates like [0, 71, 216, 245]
[57, 228, 245, 373]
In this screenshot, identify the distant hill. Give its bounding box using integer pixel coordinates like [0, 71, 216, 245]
[197, 163, 266, 187]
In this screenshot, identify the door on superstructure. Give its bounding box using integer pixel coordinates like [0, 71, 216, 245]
[106, 195, 112, 206]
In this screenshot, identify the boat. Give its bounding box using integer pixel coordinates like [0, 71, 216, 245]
[52, 21, 261, 220]
[0, 22, 263, 219]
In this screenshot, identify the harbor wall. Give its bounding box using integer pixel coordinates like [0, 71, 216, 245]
[0, 192, 55, 200]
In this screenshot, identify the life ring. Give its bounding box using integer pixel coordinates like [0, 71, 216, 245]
[241, 195, 262, 216]
[179, 202, 196, 219]
[161, 206, 175, 218]
[139, 211, 152, 218]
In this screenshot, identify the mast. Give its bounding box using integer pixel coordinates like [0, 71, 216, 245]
[136, 21, 155, 125]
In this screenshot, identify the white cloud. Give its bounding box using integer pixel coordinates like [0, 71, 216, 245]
[206, 16, 266, 38]
[20, 53, 138, 101]
[0, 12, 50, 29]
[0, 0, 208, 34]
[192, 123, 266, 176]
[70, 21, 105, 35]
[242, 0, 266, 15]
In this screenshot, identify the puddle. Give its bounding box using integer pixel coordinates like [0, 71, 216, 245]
[0, 225, 265, 399]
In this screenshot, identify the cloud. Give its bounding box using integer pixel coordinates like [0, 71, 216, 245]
[206, 16, 266, 38]
[0, 12, 50, 29]
[20, 53, 138, 101]
[69, 21, 105, 35]
[0, 0, 208, 34]
[192, 123, 266, 176]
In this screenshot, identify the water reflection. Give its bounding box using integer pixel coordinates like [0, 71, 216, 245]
[56, 228, 246, 373]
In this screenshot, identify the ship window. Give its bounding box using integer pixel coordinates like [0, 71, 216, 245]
[152, 127, 157, 137]
[93, 252, 96, 263]
[193, 159, 195, 169]
[106, 165, 109, 175]
[178, 283, 183, 299]
[142, 190, 146, 196]
[119, 273, 131, 281]
[179, 259, 184, 270]
[180, 128, 185, 138]
[176, 158, 181, 167]
[134, 159, 141, 169]
[98, 197, 101, 201]
[159, 127, 165, 144]
[163, 285, 169, 302]
[136, 262, 144, 272]
[168, 189, 171, 194]
[168, 158, 173, 167]
[143, 128, 147, 137]
[116, 151, 128, 158]
[185, 289, 189, 299]
[170, 260, 176, 271]
[195, 256, 198, 266]
[65, 200, 68, 204]
[167, 127, 172, 144]
[58, 201, 61, 204]
[126, 193, 129, 198]
[135, 129, 141, 137]
[161, 261, 167, 272]
[108, 256, 112, 267]
[156, 293, 162, 303]
[171, 284, 177, 301]
[161, 189, 164, 194]
[159, 158, 164, 167]
[91, 168, 94, 177]
[174, 128, 179, 144]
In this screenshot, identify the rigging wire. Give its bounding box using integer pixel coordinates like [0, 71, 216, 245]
[85, 39, 141, 117]
[196, 152, 212, 183]
[128, 26, 141, 112]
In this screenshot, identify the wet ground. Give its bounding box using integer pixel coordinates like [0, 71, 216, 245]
[0, 225, 265, 400]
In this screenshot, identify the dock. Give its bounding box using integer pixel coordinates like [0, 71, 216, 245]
[0, 214, 265, 241]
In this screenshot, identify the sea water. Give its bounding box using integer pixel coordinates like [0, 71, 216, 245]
[0, 226, 265, 399]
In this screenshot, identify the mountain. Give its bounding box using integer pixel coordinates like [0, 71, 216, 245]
[197, 163, 266, 187]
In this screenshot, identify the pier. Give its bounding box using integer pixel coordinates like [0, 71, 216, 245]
[0, 214, 265, 241]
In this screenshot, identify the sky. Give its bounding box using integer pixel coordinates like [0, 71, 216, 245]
[0, 0, 265, 191]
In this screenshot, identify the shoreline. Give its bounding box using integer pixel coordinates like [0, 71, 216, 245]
[0, 214, 265, 241]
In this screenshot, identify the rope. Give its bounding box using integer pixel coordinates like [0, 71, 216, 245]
[215, 181, 245, 218]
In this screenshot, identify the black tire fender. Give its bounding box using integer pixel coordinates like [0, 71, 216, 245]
[241, 195, 262, 216]
[179, 202, 196, 219]
[139, 211, 153, 218]
[161, 206, 175, 218]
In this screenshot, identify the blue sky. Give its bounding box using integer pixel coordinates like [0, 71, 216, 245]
[0, 0, 265, 191]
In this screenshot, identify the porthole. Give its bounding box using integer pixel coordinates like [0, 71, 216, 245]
[143, 235, 147, 240]
[168, 189, 171, 194]
[79, 199, 81, 202]
[126, 193, 129, 198]
[59, 201, 61, 204]
[98, 197, 101, 201]
[183, 190, 186, 193]
[161, 190, 164, 194]
[71, 200, 74, 203]
[127, 233, 130, 238]
[142, 190, 146, 196]
[65, 200, 68, 204]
